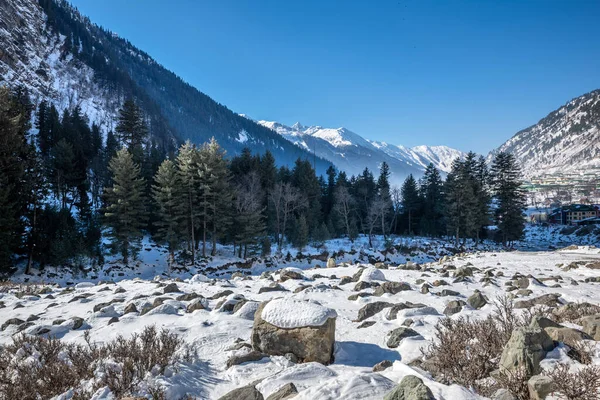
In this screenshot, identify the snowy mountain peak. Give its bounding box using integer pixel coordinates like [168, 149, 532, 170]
[256, 119, 466, 184]
[490, 89, 600, 178]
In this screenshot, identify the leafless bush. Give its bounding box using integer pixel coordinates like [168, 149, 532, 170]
[422, 315, 505, 388]
[553, 302, 600, 324]
[546, 363, 600, 400]
[0, 325, 188, 399]
[485, 367, 530, 400]
[567, 339, 595, 365]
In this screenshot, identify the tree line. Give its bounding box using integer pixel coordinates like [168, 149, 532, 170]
[0, 86, 527, 274]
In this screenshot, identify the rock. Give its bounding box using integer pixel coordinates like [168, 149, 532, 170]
[176, 292, 201, 301]
[218, 385, 264, 400]
[454, 266, 474, 279]
[514, 276, 530, 289]
[552, 302, 600, 322]
[354, 281, 374, 291]
[516, 289, 533, 297]
[420, 284, 431, 294]
[443, 300, 465, 316]
[187, 298, 208, 313]
[439, 289, 460, 297]
[234, 301, 260, 320]
[107, 316, 119, 325]
[432, 280, 448, 287]
[280, 268, 304, 282]
[226, 350, 266, 368]
[114, 287, 126, 294]
[357, 321, 376, 329]
[124, 303, 138, 314]
[529, 316, 562, 330]
[326, 258, 336, 268]
[339, 276, 353, 285]
[211, 290, 234, 299]
[356, 301, 394, 322]
[374, 281, 411, 296]
[373, 360, 394, 372]
[359, 267, 387, 282]
[467, 291, 487, 309]
[386, 302, 426, 320]
[258, 283, 288, 293]
[383, 375, 435, 400]
[387, 327, 420, 348]
[514, 293, 561, 309]
[251, 299, 336, 365]
[1, 318, 24, 331]
[528, 374, 555, 400]
[71, 317, 84, 330]
[499, 327, 555, 376]
[347, 292, 371, 301]
[579, 314, 600, 340]
[544, 326, 591, 347]
[163, 283, 180, 294]
[266, 383, 298, 400]
[492, 389, 518, 400]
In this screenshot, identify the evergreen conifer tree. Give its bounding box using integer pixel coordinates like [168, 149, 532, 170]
[491, 152, 527, 246]
[400, 174, 421, 234]
[103, 148, 148, 265]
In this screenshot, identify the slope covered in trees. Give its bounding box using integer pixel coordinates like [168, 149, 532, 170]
[1, 0, 332, 173]
[0, 85, 528, 274]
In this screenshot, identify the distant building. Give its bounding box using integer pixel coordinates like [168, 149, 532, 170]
[548, 204, 599, 225]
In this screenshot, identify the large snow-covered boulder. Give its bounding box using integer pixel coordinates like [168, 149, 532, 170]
[359, 267, 387, 283]
[251, 298, 337, 365]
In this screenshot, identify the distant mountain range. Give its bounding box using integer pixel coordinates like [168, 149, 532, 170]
[254, 119, 465, 185]
[2, 0, 598, 184]
[489, 89, 600, 178]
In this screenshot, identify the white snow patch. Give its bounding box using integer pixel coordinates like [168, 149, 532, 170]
[261, 298, 337, 328]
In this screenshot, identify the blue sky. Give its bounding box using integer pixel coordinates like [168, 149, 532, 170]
[69, 0, 600, 154]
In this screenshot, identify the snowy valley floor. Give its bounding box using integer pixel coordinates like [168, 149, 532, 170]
[1, 228, 600, 399]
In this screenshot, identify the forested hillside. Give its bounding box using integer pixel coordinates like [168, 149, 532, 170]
[0, 85, 526, 274]
[0, 0, 332, 172]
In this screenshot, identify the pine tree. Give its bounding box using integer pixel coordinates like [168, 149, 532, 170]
[175, 141, 199, 262]
[103, 148, 148, 265]
[491, 152, 527, 246]
[233, 172, 265, 258]
[293, 214, 309, 250]
[152, 159, 185, 269]
[401, 174, 421, 235]
[444, 159, 477, 246]
[419, 164, 444, 237]
[198, 138, 232, 257]
[115, 99, 147, 163]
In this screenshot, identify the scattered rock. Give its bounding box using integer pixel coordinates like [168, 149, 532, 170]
[357, 321, 376, 329]
[578, 314, 600, 340]
[163, 283, 180, 294]
[266, 382, 298, 400]
[387, 327, 420, 348]
[373, 360, 394, 372]
[443, 300, 465, 316]
[356, 301, 394, 322]
[374, 281, 411, 296]
[383, 375, 435, 400]
[514, 293, 561, 309]
[226, 350, 266, 368]
[528, 374, 555, 400]
[218, 385, 264, 400]
[467, 291, 487, 309]
[251, 299, 336, 365]
[499, 327, 555, 375]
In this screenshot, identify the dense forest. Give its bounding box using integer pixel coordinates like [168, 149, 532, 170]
[32, 0, 333, 174]
[0, 85, 527, 275]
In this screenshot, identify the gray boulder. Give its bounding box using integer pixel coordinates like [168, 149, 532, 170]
[218, 385, 264, 400]
[374, 281, 412, 296]
[356, 301, 394, 322]
[251, 301, 336, 365]
[266, 383, 298, 400]
[499, 327, 555, 375]
[383, 375, 435, 400]
[528, 374, 555, 400]
[579, 314, 600, 340]
[467, 291, 487, 309]
[387, 327, 420, 348]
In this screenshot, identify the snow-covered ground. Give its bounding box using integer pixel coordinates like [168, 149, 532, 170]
[1, 226, 600, 399]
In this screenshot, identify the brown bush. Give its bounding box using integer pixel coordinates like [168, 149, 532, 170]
[546, 363, 600, 400]
[0, 325, 190, 399]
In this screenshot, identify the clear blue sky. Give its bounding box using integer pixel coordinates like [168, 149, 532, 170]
[69, 0, 600, 154]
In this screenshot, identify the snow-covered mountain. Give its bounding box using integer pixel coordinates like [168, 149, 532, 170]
[0, 0, 332, 173]
[257, 120, 465, 185]
[489, 89, 600, 178]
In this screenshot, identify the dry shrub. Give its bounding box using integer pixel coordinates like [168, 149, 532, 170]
[0, 325, 190, 400]
[567, 339, 596, 365]
[422, 296, 536, 393]
[553, 302, 600, 324]
[546, 364, 600, 400]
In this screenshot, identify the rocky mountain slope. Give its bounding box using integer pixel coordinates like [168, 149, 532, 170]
[257, 119, 465, 185]
[490, 89, 600, 178]
[0, 0, 332, 172]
